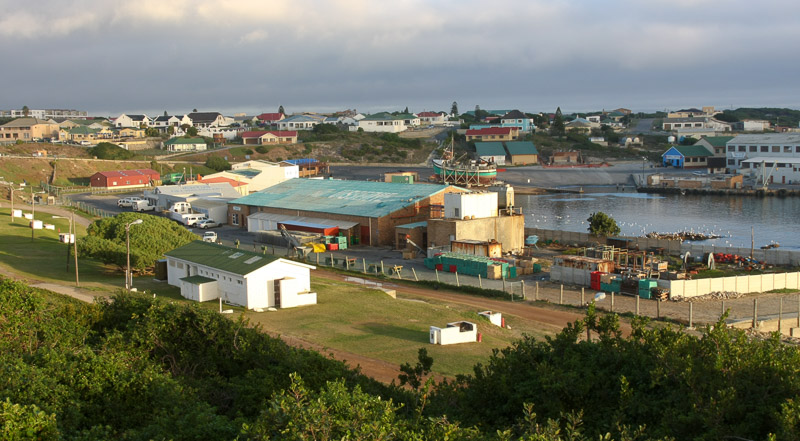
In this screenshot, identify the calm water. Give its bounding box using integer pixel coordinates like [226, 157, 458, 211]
[518, 188, 800, 251]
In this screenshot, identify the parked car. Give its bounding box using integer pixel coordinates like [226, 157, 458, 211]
[196, 219, 220, 229]
[117, 197, 144, 208]
[202, 231, 218, 243]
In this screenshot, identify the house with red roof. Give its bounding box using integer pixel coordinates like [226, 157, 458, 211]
[417, 111, 448, 125]
[256, 113, 285, 125]
[465, 126, 518, 142]
[241, 130, 297, 145]
[89, 169, 160, 190]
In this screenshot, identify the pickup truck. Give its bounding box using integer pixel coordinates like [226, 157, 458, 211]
[202, 231, 218, 243]
[132, 200, 156, 212]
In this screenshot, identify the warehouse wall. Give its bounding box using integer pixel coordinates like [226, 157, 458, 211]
[429, 214, 525, 252]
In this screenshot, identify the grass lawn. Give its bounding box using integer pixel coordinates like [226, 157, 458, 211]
[240, 277, 553, 377]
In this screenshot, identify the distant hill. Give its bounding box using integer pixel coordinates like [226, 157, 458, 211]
[717, 107, 800, 127]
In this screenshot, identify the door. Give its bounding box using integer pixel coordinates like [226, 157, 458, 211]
[273, 279, 281, 308]
[360, 225, 371, 246]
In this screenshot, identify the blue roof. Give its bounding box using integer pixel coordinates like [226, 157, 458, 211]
[505, 141, 538, 155]
[229, 169, 261, 178]
[230, 179, 454, 218]
[285, 158, 317, 165]
[474, 142, 507, 156]
[396, 221, 427, 229]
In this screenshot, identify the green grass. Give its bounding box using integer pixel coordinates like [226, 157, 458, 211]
[240, 277, 552, 377]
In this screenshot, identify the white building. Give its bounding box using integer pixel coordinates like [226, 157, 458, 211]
[202, 159, 299, 192]
[114, 114, 151, 128]
[355, 113, 407, 133]
[444, 192, 499, 220]
[417, 111, 448, 125]
[725, 133, 800, 170]
[165, 241, 317, 310]
[276, 115, 321, 131]
[429, 321, 478, 345]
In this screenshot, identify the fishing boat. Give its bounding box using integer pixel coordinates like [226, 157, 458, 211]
[431, 140, 497, 187]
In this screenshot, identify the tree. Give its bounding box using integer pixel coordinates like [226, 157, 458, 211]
[586, 211, 620, 236]
[451, 101, 458, 116]
[398, 348, 434, 390]
[88, 142, 135, 160]
[205, 156, 231, 171]
[78, 212, 197, 272]
[186, 126, 198, 137]
[550, 107, 565, 138]
[403, 106, 409, 114]
[278, 105, 285, 115]
[192, 108, 198, 112]
[163, 110, 168, 116]
[22, 105, 29, 117]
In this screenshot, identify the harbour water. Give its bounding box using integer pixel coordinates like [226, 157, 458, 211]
[518, 187, 800, 251]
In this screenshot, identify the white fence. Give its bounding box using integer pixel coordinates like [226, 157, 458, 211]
[665, 272, 800, 299]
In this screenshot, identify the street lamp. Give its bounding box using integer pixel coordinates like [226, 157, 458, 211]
[125, 219, 143, 292]
[53, 214, 79, 287]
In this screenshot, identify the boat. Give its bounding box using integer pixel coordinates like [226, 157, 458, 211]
[431, 139, 497, 187]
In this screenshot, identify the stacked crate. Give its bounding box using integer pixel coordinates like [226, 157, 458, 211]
[638, 279, 658, 299]
[600, 274, 621, 293]
[423, 253, 515, 279]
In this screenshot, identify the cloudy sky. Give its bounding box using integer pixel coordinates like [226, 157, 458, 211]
[2, 0, 799, 116]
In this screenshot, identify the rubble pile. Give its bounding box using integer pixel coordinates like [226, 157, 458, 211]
[645, 231, 722, 241]
[671, 291, 744, 302]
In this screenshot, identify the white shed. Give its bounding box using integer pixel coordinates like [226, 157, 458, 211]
[478, 310, 504, 327]
[430, 321, 478, 345]
[165, 241, 317, 310]
[444, 192, 498, 220]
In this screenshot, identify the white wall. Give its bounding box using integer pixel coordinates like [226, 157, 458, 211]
[357, 120, 406, 133]
[278, 277, 317, 308]
[444, 192, 498, 219]
[429, 322, 477, 345]
[667, 272, 800, 299]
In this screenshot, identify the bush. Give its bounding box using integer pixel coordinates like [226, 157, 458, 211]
[205, 156, 231, 171]
[87, 142, 135, 160]
[587, 211, 621, 237]
[255, 146, 268, 154]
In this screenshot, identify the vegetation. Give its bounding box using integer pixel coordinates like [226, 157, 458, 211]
[205, 155, 231, 171]
[78, 212, 196, 272]
[451, 101, 458, 116]
[255, 145, 268, 154]
[550, 107, 565, 138]
[718, 107, 800, 127]
[87, 142, 135, 160]
[587, 211, 621, 236]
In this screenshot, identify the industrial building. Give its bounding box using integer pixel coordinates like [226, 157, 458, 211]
[143, 182, 241, 222]
[200, 159, 299, 192]
[474, 142, 507, 165]
[164, 241, 317, 310]
[89, 169, 160, 190]
[227, 179, 464, 246]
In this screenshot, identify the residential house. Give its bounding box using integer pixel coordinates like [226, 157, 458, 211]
[565, 118, 599, 131]
[355, 113, 407, 133]
[241, 130, 298, 145]
[465, 127, 516, 142]
[500, 110, 535, 133]
[417, 111, 447, 125]
[613, 108, 632, 116]
[164, 137, 207, 152]
[725, 133, 800, 171]
[187, 112, 230, 128]
[667, 107, 716, 118]
[661, 145, 713, 168]
[662, 116, 732, 134]
[505, 141, 539, 165]
[117, 127, 146, 138]
[0, 117, 60, 142]
[256, 113, 285, 125]
[474, 142, 507, 165]
[114, 114, 151, 128]
[276, 115, 321, 131]
[151, 115, 193, 131]
[164, 241, 317, 310]
[233, 115, 259, 127]
[396, 113, 420, 128]
[89, 169, 160, 189]
[228, 179, 465, 246]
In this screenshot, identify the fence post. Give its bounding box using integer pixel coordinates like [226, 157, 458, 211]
[656, 299, 661, 319]
[330, 253, 334, 267]
[752, 298, 758, 329]
[689, 302, 694, 328]
[636, 295, 640, 316]
[478, 274, 482, 289]
[345, 256, 350, 271]
[611, 292, 615, 312]
[721, 300, 725, 317]
[521, 280, 525, 300]
[363, 258, 367, 274]
[581, 287, 585, 306]
[535, 282, 539, 301]
[559, 285, 563, 305]
[412, 267, 418, 282]
[455, 271, 459, 287]
[779, 297, 783, 334]
[380, 261, 384, 275]
[316, 253, 320, 265]
[503, 277, 506, 293]
[435, 269, 439, 283]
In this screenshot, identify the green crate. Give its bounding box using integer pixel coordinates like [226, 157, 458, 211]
[638, 289, 652, 299]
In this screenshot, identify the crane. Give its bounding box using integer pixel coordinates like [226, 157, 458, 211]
[404, 234, 425, 258]
[279, 224, 310, 257]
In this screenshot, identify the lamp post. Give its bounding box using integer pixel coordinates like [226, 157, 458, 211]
[53, 213, 79, 287]
[125, 218, 143, 292]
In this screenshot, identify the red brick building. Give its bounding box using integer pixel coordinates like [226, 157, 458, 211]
[89, 169, 160, 190]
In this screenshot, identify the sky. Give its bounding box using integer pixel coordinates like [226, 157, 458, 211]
[2, 0, 799, 117]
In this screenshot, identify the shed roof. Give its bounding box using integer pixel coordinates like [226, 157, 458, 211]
[247, 212, 359, 230]
[672, 145, 713, 157]
[505, 141, 538, 155]
[697, 136, 734, 147]
[180, 275, 217, 285]
[93, 169, 159, 179]
[474, 142, 507, 157]
[231, 179, 453, 218]
[166, 241, 283, 275]
[396, 221, 428, 229]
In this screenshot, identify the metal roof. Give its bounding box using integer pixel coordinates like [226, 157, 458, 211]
[248, 212, 359, 230]
[181, 275, 217, 285]
[741, 157, 800, 164]
[280, 220, 336, 230]
[396, 221, 428, 229]
[229, 169, 261, 178]
[232, 179, 452, 218]
[165, 241, 281, 275]
[154, 183, 240, 198]
[505, 141, 538, 155]
[728, 133, 800, 145]
[474, 142, 506, 156]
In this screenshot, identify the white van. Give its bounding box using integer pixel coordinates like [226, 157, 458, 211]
[184, 214, 207, 226]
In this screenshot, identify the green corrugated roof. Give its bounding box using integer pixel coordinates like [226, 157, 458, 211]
[673, 145, 713, 157]
[229, 169, 261, 178]
[230, 179, 454, 218]
[474, 142, 506, 156]
[67, 126, 99, 135]
[165, 137, 206, 145]
[505, 141, 538, 155]
[180, 275, 217, 284]
[699, 136, 734, 147]
[165, 241, 279, 275]
[396, 221, 427, 229]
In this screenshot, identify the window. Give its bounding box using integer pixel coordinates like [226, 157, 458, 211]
[749, 146, 757, 152]
[784, 146, 792, 153]
[727, 159, 735, 165]
[796, 146, 800, 153]
[738, 146, 745, 152]
[169, 260, 175, 267]
[772, 146, 780, 153]
[727, 146, 734, 152]
[177, 262, 184, 269]
[761, 146, 769, 152]
[237, 280, 243, 285]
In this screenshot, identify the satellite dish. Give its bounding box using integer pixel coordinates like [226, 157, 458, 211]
[594, 292, 606, 301]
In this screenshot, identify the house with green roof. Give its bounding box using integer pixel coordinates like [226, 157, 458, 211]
[227, 179, 466, 246]
[694, 136, 734, 157]
[662, 145, 713, 168]
[474, 142, 507, 165]
[164, 240, 316, 310]
[505, 141, 539, 165]
[356, 112, 408, 133]
[164, 137, 207, 152]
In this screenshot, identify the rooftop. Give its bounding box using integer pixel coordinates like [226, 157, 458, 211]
[165, 241, 280, 275]
[231, 179, 454, 218]
[728, 133, 800, 144]
[697, 136, 734, 147]
[474, 142, 507, 157]
[505, 141, 538, 155]
[667, 145, 713, 157]
[466, 127, 512, 136]
[165, 137, 206, 145]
